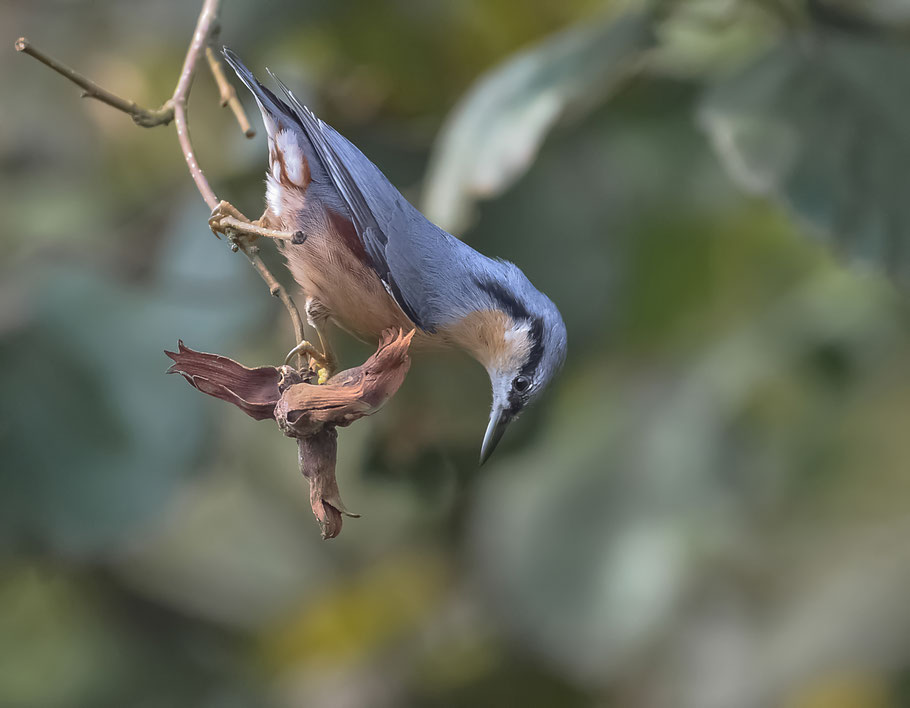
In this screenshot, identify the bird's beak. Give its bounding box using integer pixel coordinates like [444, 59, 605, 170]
[480, 406, 511, 466]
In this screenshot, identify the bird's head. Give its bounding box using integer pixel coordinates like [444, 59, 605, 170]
[458, 267, 567, 464]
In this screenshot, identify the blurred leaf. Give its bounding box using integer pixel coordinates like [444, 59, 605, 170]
[761, 524, 910, 708]
[809, 0, 910, 33]
[784, 673, 892, 708]
[699, 31, 910, 283]
[423, 9, 655, 232]
[469, 269, 902, 688]
[469, 369, 693, 686]
[113, 472, 330, 630]
[650, 0, 780, 78]
[0, 570, 126, 707]
[857, 0, 910, 25]
[0, 565, 268, 708]
[12, 1, 910, 703]
[261, 553, 447, 671]
[0, 200, 267, 558]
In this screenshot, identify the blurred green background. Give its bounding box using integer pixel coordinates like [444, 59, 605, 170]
[4, 0, 910, 706]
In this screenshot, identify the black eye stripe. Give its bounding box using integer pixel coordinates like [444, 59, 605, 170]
[519, 317, 544, 380]
[473, 277, 531, 321]
[471, 276, 544, 379]
[507, 320, 544, 416]
[473, 276, 545, 414]
[507, 389, 522, 415]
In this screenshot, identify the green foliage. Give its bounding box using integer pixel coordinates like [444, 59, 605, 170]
[0, 202, 267, 556]
[700, 30, 910, 282]
[5, 1, 910, 706]
[423, 8, 655, 231]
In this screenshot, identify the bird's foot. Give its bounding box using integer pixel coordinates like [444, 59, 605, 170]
[209, 200, 252, 237]
[208, 200, 260, 252]
[285, 340, 337, 384]
[210, 200, 306, 247]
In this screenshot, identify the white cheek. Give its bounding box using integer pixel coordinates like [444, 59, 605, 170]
[503, 321, 531, 352]
[503, 328, 522, 347]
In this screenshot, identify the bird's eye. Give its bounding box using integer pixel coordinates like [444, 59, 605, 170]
[512, 375, 531, 393]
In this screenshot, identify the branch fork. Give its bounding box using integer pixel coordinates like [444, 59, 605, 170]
[17, 0, 413, 537]
[16, 0, 309, 365]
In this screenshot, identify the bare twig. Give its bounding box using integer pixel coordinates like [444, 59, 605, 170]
[247, 248, 307, 348]
[205, 45, 255, 138]
[16, 0, 308, 369]
[21, 3, 418, 534]
[170, 0, 220, 209]
[14, 37, 174, 127]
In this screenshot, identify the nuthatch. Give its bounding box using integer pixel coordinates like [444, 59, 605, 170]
[222, 49, 567, 463]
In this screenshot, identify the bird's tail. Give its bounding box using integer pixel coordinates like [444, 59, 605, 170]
[221, 47, 295, 137]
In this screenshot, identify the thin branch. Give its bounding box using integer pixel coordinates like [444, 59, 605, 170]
[16, 1, 308, 369]
[171, 0, 220, 209]
[205, 46, 255, 138]
[247, 248, 307, 347]
[164, 0, 307, 365]
[243, 244, 305, 367]
[14, 37, 174, 127]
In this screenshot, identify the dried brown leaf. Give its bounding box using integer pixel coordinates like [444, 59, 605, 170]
[165, 329, 415, 538]
[164, 340, 289, 420]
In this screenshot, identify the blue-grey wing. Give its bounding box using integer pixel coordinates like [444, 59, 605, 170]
[267, 73, 462, 333]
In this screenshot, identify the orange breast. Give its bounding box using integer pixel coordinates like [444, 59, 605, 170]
[262, 183, 510, 360]
[268, 207, 420, 344]
[264, 134, 436, 347]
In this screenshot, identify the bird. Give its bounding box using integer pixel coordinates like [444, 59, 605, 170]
[220, 48, 567, 464]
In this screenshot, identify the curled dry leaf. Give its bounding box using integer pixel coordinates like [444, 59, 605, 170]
[297, 431, 349, 540]
[165, 340, 297, 419]
[165, 328, 416, 538]
[274, 328, 416, 437]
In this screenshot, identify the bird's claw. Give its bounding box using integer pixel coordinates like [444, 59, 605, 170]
[209, 200, 258, 249]
[285, 340, 336, 384]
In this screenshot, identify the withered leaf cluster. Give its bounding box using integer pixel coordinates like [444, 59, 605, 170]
[166, 328, 415, 538]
